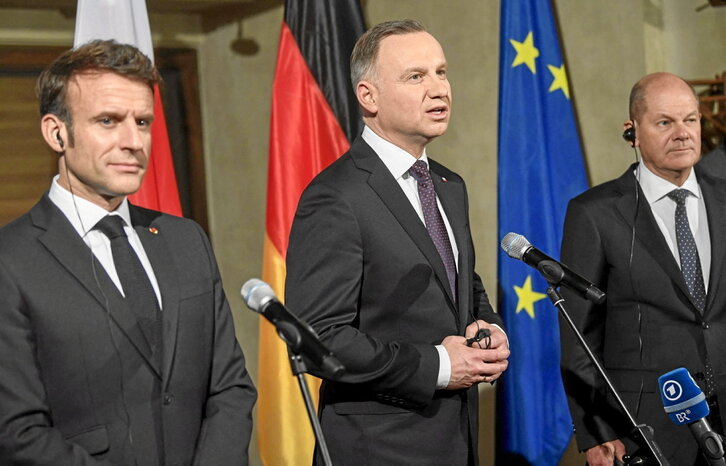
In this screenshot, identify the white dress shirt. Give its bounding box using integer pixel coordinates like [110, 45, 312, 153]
[362, 126, 460, 389]
[48, 175, 163, 307]
[637, 163, 711, 289]
[362, 126, 460, 265]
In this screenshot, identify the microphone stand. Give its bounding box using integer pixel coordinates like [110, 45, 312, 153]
[538, 260, 669, 466]
[275, 321, 334, 466]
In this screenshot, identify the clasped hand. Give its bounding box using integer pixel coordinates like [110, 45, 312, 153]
[443, 320, 510, 390]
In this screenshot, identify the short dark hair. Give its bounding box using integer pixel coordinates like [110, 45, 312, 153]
[629, 72, 698, 120]
[350, 19, 426, 88]
[36, 39, 161, 143]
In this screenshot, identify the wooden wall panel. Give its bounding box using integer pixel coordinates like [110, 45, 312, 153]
[0, 46, 207, 231]
[0, 73, 56, 226]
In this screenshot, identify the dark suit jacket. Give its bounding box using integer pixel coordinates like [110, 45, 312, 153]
[697, 145, 726, 180]
[285, 136, 501, 465]
[0, 195, 256, 465]
[560, 163, 726, 464]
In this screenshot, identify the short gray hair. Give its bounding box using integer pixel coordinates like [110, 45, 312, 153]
[350, 19, 426, 88]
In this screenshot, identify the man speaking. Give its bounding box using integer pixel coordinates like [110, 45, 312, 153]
[285, 20, 509, 465]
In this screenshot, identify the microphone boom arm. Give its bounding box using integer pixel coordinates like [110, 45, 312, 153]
[543, 263, 669, 465]
[241, 279, 337, 466]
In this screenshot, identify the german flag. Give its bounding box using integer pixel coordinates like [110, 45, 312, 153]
[258, 0, 365, 464]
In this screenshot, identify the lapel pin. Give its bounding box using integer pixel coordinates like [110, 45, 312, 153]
[441, 177, 448, 182]
[148, 227, 159, 235]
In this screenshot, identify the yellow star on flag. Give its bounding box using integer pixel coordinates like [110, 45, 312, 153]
[547, 63, 570, 99]
[509, 31, 539, 74]
[514, 275, 547, 319]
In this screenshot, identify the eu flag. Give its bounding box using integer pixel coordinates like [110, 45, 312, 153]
[496, 1, 589, 464]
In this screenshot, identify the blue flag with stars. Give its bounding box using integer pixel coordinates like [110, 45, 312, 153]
[496, 1, 589, 464]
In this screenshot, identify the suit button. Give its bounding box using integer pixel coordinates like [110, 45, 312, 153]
[163, 393, 174, 405]
[695, 372, 705, 381]
[702, 321, 709, 329]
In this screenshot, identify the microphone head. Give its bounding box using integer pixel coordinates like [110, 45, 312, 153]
[658, 367, 709, 425]
[501, 232, 531, 260]
[241, 278, 276, 313]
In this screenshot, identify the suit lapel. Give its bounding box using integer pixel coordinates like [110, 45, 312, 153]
[614, 166, 703, 315]
[351, 139, 458, 314]
[33, 196, 161, 377]
[33, 196, 108, 309]
[698, 171, 726, 316]
[130, 206, 180, 385]
[431, 166, 470, 324]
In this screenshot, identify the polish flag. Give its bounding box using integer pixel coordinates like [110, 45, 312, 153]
[74, 0, 182, 216]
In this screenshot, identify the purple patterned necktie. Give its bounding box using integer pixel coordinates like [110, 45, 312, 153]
[409, 160, 457, 299]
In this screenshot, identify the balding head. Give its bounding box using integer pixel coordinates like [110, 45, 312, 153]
[629, 72, 697, 121]
[626, 72, 701, 186]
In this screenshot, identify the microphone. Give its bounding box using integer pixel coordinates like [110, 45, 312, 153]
[500, 232, 606, 304]
[241, 279, 345, 378]
[658, 367, 725, 465]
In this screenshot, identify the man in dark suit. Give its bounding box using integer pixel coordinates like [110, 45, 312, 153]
[560, 72, 726, 465]
[285, 20, 509, 465]
[0, 40, 256, 464]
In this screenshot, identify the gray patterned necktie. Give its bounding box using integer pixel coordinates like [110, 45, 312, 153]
[667, 189, 706, 312]
[409, 160, 457, 299]
[667, 188, 714, 396]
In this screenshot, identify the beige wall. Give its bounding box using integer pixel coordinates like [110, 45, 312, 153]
[199, 2, 724, 464]
[1, 1, 725, 464]
[645, 0, 726, 79]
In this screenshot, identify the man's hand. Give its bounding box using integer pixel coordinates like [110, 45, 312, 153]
[443, 321, 509, 390]
[585, 439, 626, 466]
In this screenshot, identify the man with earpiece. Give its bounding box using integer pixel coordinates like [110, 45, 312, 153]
[559, 72, 726, 465]
[0, 40, 256, 465]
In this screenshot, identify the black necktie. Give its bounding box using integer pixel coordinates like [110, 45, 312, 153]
[94, 215, 161, 350]
[667, 189, 714, 396]
[409, 160, 457, 299]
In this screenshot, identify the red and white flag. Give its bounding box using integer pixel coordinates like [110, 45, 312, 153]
[74, 0, 182, 216]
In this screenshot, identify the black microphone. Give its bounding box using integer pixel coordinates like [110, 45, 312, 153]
[241, 279, 345, 378]
[658, 367, 725, 465]
[500, 232, 606, 304]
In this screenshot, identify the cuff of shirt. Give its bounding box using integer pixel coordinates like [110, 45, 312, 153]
[435, 344, 451, 389]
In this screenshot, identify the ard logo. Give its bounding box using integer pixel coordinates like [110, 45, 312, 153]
[662, 380, 683, 402]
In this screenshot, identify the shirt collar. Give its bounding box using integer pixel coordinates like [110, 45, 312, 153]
[48, 175, 132, 237]
[637, 162, 701, 204]
[362, 125, 429, 180]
